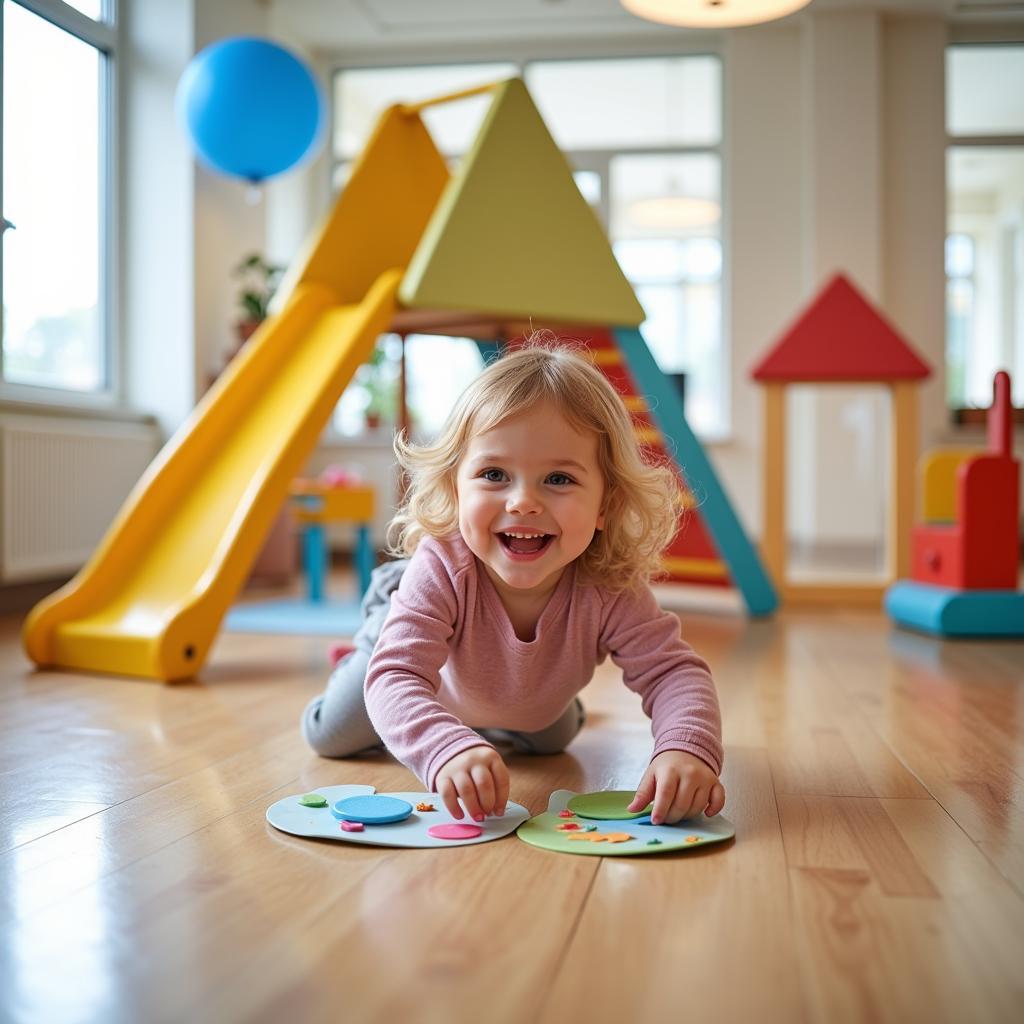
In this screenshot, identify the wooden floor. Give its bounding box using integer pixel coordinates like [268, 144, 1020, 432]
[2, 593, 1023, 1024]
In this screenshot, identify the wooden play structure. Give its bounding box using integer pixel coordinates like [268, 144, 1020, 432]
[886, 370, 1023, 636]
[24, 77, 775, 682]
[751, 274, 932, 606]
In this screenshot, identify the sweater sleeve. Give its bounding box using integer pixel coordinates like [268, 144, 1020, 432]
[363, 542, 495, 790]
[600, 584, 724, 775]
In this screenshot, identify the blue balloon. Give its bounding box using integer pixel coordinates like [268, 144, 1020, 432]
[176, 37, 324, 183]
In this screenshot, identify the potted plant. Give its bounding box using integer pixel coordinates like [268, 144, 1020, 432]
[233, 252, 284, 343]
[358, 345, 397, 430]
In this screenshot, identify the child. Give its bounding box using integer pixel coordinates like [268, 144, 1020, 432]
[302, 342, 725, 826]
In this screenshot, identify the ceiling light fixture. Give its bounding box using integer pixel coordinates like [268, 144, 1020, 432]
[621, 0, 813, 29]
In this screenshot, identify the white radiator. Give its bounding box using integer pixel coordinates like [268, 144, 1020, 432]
[0, 414, 160, 583]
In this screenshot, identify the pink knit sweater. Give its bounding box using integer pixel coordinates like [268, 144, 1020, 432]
[364, 534, 723, 790]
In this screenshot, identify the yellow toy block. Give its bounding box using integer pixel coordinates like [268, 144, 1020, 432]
[919, 448, 983, 524]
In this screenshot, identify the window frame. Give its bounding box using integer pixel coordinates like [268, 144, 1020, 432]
[0, 0, 120, 410]
[945, 39, 1024, 421]
[327, 50, 726, 440]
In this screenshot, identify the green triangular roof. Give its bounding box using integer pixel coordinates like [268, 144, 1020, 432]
[399, 78, 645, 327]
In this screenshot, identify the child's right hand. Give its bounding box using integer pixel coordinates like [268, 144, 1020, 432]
[434, 745, 510, 821]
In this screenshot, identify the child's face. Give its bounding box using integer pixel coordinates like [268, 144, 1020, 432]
[456, 401, 606, 600]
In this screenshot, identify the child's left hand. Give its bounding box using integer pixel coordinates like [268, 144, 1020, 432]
[627, 750, 725, 825]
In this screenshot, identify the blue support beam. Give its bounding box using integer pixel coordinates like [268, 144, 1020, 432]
[614, 327, 778, 616]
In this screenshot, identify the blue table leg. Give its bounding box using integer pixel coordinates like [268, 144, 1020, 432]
[304, 523, 327, 604]
[356, 524, 374, 596]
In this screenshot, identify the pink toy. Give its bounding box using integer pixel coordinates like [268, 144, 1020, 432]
[319, 464, 363, 488]
[328, 641, 357, 666]
[427, 823, 483, 841]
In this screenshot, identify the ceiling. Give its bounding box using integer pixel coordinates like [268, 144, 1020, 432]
[269, 0, 1021, 57]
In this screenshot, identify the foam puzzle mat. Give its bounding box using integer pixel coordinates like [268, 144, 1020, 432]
[267, 784, 530, 848]
[516, 789, 735, 856]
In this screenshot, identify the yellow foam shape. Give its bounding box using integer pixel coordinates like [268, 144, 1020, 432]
[23, 107, 449, 682]
[919, 448, 981, 524]
[660, 556, 730, 580]
[566, 831, 634, 843]
[399, 78, 645, 328]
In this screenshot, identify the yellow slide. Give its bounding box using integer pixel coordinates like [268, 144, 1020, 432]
[23, 274, 398, 680]
[23, 102, 453, 681]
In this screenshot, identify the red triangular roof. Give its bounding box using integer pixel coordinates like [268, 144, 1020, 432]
[750, 274, 931, 382]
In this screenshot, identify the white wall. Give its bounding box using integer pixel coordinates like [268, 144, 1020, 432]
[121, 0, 197, 436]
[722, 22, 803, 538]
[193, 0, 271, 390]
[121, 0, 273, 430]
[883, 15, 947, 441]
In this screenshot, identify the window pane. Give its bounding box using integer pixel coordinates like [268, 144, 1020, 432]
[947, 45, 1024, 137]
[2, 3, 105, 391]
[526, 56, 721, 150]
[610, 153, 723, 437]
[609, 153, 720, 239]
[406, 336, 484, 438]
[947, 146, 1024, 407]
[334, 63, 518, 159]
[333, 334, 402, 436]
[633, 280, 723, 437]
[945, 233, 973, 278]
[332, 334, 484, 438]
[573, 170, 601, 207]
[946, 277, 972, 408]
[64, 1, 104, 19]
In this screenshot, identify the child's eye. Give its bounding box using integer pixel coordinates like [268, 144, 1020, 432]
[547, 472, 575, 486]
[480, 468, 507, 483]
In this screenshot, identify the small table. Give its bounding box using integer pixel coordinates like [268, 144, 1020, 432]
[225, 480, 377, 638]
[290, 479, 376, 603]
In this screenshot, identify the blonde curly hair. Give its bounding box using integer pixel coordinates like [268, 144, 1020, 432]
[387, 339, 681, 593]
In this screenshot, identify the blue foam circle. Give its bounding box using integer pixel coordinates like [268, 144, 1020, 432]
[331, 795, 413, 825]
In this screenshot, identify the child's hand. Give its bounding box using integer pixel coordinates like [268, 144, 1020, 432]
[434, 745, 510, 821]
[627, 750, 725, 825]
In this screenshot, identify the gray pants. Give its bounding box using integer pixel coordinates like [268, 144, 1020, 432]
[301, 559, 585, 760]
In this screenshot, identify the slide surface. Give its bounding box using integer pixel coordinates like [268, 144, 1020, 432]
[23, 271, 400, 681]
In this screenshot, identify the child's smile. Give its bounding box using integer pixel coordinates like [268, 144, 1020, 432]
[496, 529, 554, 560]
[456, 401, 606, 605]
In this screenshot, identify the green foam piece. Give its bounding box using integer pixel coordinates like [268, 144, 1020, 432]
[567, 790, 651, 820]
[299, 793, 328, 808]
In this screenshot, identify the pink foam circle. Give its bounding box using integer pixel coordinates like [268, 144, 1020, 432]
[428, 823, 483, 841]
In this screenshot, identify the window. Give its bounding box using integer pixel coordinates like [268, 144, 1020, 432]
[946, 45, 1024, 409]
[331, 55, 724, 439]
[1, 0, 116, 397]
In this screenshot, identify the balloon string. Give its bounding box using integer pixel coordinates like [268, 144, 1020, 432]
[245, 183, 264, 205]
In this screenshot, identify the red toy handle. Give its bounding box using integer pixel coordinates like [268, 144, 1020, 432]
[988, 370, 1012, 459]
